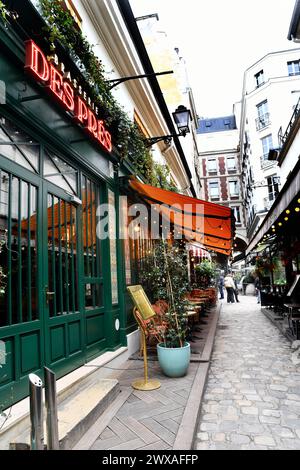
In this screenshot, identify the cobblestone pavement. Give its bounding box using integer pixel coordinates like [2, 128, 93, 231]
[195, 296, 300, 450]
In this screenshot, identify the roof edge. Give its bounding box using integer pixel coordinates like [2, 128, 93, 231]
[288, 0, 300, 40]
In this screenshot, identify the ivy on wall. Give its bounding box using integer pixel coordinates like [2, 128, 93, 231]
[0, 0, 178, 189]
[0, 1, 18, 24]
[36, 0, 176, 189]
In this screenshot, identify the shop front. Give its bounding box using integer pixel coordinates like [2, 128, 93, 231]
[246, 158, 300, 339]
[0, 20, 127, 408]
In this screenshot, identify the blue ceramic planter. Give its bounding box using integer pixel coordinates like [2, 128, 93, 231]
[157, 342, 191, 378]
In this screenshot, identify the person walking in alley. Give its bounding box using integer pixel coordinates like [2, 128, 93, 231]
[233, 276, 240, 303]
[224, 273, 236, 304]
[218, 272, 225, 300]
[255, 275, 261, 304]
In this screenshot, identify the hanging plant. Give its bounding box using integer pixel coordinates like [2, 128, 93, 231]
[0, 1, 18, 25]
[152, 163, 178, 192]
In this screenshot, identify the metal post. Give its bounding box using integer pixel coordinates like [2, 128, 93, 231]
[29, 373, 44, 450]
[44, 367, 59, 450]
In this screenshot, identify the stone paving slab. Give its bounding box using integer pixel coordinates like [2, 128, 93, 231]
[195, 296, 300, 451]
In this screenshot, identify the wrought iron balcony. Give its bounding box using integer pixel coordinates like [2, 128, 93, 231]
[263, 192, 278, 211]
[260, 154, 277, 170]
[278, 97, 300, 148]
[255, 113, 271, 131]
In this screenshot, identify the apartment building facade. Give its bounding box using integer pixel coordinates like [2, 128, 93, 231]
[197, 116, 247, 257]
[132, 11, 202, 197]
[239, 48, 300, 241]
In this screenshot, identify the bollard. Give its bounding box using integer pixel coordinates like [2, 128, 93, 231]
[29, 373, 44, 450]
[44, 367, 59, 450]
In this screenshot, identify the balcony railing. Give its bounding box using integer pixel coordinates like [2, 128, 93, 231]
[278, 97, 300, 148]
[255, 113, 271, 131]
[260, 154, 277, 170]
[263, 192, 278, 210]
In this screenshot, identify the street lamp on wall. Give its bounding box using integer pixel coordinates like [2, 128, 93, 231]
[172, 105, 192, 136]
[144, 105, 192, 148]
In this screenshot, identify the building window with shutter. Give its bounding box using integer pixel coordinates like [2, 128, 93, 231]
[229, 180, 239, 197]
[267, 176, 280, 202]
[255, 70, 265, 88]
[256, 100, 270, 130]
[227, 157, 236, 173]
[209, 181, 219, 200]
[207, 158, 217, 174]
[288, 60, 300, 76]
[261, 134, 273, 160]
[233, 206, 242, 224]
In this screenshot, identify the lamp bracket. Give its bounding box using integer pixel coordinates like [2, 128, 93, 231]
[108, 71, 173, 90]
[144, 132, 186, 148]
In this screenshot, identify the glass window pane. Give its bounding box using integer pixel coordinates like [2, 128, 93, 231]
[82, 175, 101, 278]
[208, 159, 217, 172]
[227, 158, 236, 170]
[108, 190, 118, 305]
[257, 101, 268, 116]
[85, 283, 103, 309]
[0, 144, 38, 173]
[0, 173, 38, 326]
[0, 117, 39, 172]
[44, 149, 77, 195]
[209, 182, 219, 197]
[262, 135, 273, 159]
[47, 195, 78, 317]
[229, 181, 239, 196]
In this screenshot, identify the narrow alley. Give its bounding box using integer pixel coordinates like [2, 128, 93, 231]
[196, 296, 300, 450]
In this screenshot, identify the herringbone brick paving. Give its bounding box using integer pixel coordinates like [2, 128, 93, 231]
[75, 308, 215, 450]
[90, 363, 198, 450]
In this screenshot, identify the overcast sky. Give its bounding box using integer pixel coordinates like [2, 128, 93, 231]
[130, 0, 298, 118]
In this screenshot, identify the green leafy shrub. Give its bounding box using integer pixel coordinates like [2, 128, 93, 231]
[139, 241, 190, 348]
[195, 260, 217, 288]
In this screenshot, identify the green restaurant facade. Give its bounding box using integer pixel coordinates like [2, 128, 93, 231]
[0, 10, 138, 409]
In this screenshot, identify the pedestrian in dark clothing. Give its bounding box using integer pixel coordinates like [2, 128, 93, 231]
[224, 274, 235, 303]
[218, 274, 225, 300]
[255, 276, 261, 304]
[233, 278, 240, 303]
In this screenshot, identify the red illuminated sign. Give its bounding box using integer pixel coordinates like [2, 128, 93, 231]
[24, 40, 112, 153]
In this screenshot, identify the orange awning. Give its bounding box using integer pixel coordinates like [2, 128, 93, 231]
[129, 178, 235, 256]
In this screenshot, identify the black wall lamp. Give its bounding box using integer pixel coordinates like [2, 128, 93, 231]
[145, 105, 192, 148]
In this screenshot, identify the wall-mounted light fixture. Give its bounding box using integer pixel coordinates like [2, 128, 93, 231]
[144, 105, 192, 148]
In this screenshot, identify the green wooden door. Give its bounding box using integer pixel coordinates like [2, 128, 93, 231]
[42, 182, 85, 378]
[0, 116, 117, 408]
[0, 156, 44, 408]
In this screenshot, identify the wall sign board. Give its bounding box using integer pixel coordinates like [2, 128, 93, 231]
[24, 40, 112, 154]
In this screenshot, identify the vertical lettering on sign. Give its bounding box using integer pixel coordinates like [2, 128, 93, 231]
[25, 40, 50, 82]
[50, 65, 64, 101]
[87, 110, 98, 138]
[63, 82, 75, 112]
[76, 96, 88, 124]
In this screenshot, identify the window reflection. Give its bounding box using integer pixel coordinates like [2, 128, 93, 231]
[108, 190, 118, 305]
[0, 117, 39, 173]
[44, 150, 77, 195]
[0, 172, 38, 326]
[47, 195, 78, 317]
[82, 175, 103, 309]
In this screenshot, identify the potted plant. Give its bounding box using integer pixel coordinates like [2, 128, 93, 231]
[139, 240, 191, 378]
[194, 259, 217, 288]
